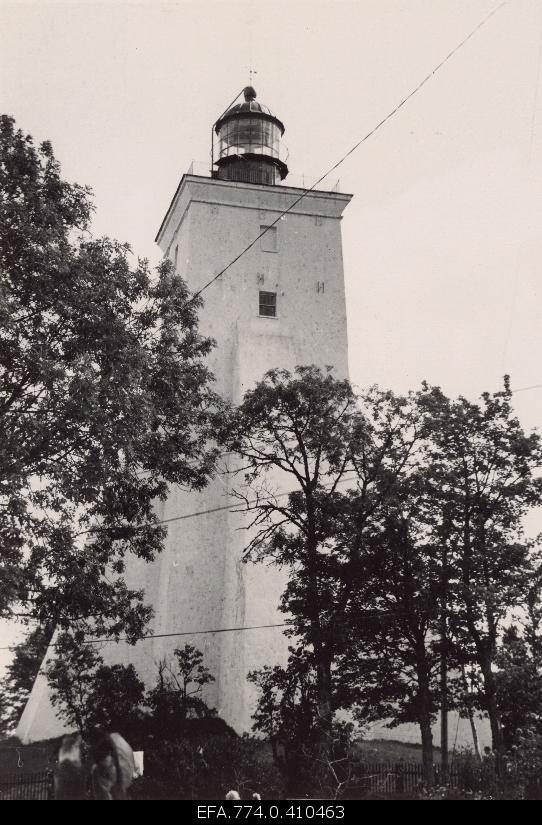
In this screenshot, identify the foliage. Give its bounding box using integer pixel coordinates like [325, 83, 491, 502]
[44, 633, 145, 736]
[146, 644, 216, 730]
[503, 728, 542, 799]
[249, 655, 356, 798]
[131, 734, 284, 800]
[220, 367, 365, 754]
[221, 366, 439, 776]
[223, 368, 542, 782]
[0, 114, 217, 637]
[495, 626, 542, 749]
[415, 379, 542, 754]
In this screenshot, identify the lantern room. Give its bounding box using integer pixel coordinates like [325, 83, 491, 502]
[213, 86, 289, 186]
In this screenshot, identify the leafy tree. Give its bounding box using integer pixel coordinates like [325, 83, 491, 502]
[226, 370, 542, 782]
[416, 380, 542, 757]
[495, 626, 542, 750]
[248, 653, 355, 797]
[0, 115, 217, 637]
[45, 634, 104, 733]
[332, 406, 448, 783]
[0, 623, 52, 734]
[341, 380, 542, 775]
[341, 520, 444, 783]
[221, 367, 420, 773]
[146, 644, 216, 732]
[84, 663, 146, 737]
[44, 633, 145, 736]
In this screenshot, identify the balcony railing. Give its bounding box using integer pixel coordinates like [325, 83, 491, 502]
[185, 161, 342, 194]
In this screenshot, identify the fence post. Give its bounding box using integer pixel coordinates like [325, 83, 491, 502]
[396, 762, 404, 793]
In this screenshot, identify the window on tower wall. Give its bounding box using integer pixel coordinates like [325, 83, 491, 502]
[260, 225, 277, 252]
[259, 291, 277, 317]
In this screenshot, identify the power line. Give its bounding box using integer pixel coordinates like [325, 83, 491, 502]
[192, 0, 509, 302]
[74, 372, 542, 540]
[75, 472, 359, 538]
[0, 623, 287, 652]
[64, 371, 542, 542]
[86, 622, 289, 648]
[0, 608, 423, 651]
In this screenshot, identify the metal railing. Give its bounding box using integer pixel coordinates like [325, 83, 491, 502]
[184, 160, 342, 193]
[0, 770, 54, 800]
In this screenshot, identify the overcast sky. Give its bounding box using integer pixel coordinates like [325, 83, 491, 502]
[1, 0, 542, 664]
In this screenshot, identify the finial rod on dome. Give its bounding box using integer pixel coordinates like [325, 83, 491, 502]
[243, 86, 257, 102]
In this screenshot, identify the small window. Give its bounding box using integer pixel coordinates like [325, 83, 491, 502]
[260, 225, 277, 252]
[259, 291, 277, 317]
[173, 244, 179, 271]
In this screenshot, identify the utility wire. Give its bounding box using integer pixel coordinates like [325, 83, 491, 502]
[74, 373, 542, 539]
[512, 382, 542, 394]
[0, 608, 425, 651]
[75, 472, 360, 538]
[191, 0, 509, 302]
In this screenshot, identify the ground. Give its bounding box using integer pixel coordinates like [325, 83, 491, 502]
[0, 733, 443, 775]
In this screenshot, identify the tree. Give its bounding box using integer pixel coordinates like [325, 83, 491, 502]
[221, 367, 420, 771]
[417, 379, 542, 757]
[146, 643, 216, 732]
[341, 516, 444, 784]
[334, 408, 451, 784]
[84, 663, 146, 737]
[248, 653, 355, 797]
[0, 115, 217, 636]
[44, 633, 145, 736]
[495, 626, 542, 750]
[0, 623, 52, 734]
[342, 380, 542, 776]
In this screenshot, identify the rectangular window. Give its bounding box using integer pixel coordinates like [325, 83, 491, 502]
[260, 225, 277, 252]
[259, 291, 277, 317]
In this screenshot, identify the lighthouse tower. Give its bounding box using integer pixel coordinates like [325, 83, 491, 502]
[16, 87, 352, 742]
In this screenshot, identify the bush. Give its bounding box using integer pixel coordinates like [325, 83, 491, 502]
[131, 732, 284, 800]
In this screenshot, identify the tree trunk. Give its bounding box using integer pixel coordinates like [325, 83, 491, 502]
[419, 715, 434, 787]
[469, 713, 482, 763]
[460, 664, 482, 762]
[440, 546, 449, 782]
[306, 527, 334, 765]
[439, 624, 448, 781]
[417, 659, 435, 787]
[479, 654, 503, 768]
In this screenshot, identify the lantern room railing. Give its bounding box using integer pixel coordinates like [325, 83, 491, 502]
[185, 161, 342, 194]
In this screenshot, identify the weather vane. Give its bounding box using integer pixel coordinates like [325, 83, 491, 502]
[245, 66, 258, 86]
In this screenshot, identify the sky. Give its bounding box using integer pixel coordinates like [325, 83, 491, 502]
[1, 0, 542, 666]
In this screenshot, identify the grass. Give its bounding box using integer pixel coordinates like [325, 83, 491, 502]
[354, 738, 443, 764]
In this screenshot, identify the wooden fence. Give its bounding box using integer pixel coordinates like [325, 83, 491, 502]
[0, 771, 53, 801]
[345, 762, 461, 797]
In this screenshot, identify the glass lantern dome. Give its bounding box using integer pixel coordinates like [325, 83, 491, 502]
[213, 87, 289, 186]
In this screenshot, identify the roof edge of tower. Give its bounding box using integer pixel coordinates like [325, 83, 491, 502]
[155, 174, 353, 248]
